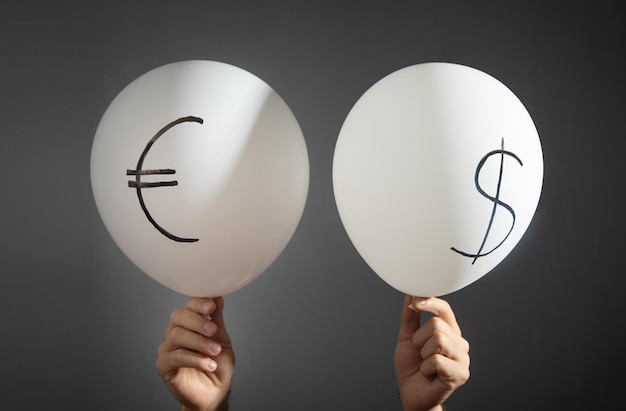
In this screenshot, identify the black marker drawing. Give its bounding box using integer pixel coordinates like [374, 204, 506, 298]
[127, 116, 204, 243]
[451, 138, 523, 264]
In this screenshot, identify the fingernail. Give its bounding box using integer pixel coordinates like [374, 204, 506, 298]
[203, 321, 217, 335]
[202, 302, 212, 313]
[207, 359, 217, 372]
[412, 297, 427, 308]
[209, 342, 222, 356]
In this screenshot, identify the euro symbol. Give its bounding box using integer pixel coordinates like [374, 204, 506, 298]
[451, 138, 523, 264]
[127, 116, 204, 243]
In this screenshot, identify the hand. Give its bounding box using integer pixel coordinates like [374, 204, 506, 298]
[394, 296, 470, 411]
[156, 297, 235, 411]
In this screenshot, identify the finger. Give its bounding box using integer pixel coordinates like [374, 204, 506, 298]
[163, 325, 222, 357]
[166, 307, 218, 339]
[211, 297, 225, 329]
[185, 297, 216, 316]
[156, 347, 218, 376]
[398, 295, 421, 342]
[211, 297, 232, 346]
[412, 316, 457, 350]
[420, 353, 470, 387]
[163, 298, 216, 336]
[420, 328, 470, 362]
[411, 297, 462, 335]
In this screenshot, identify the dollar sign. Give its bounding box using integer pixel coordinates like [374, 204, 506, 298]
[451, 138, 523, 264]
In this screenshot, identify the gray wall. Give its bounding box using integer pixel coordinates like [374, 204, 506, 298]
[1, 1, 624, 410]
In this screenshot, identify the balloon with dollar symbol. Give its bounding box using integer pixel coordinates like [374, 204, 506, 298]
[333, 62, 543, 297]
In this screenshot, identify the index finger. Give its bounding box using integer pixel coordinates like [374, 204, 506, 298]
[162, 297, 216, 336]
[185, 297, 217, 316]
[411, 297, 462, 335]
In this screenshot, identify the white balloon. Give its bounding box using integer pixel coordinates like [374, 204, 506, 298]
[333, 62, 543, 297]
[91, 60, 309, 297]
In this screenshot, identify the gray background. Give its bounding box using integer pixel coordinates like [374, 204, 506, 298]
[1, 1, 624, 410]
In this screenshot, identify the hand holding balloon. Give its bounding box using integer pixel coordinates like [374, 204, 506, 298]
[156, 297, 234, 411]
[395, 296, 470, 411]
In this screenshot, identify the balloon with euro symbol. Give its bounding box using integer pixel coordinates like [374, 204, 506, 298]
[333, 62, 543, 297]
[91, 60, 309, 297]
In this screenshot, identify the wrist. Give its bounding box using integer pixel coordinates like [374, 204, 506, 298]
[216, 391, 230, 411]
[179, 391, 229, 411]
[402, 404, 444, 411]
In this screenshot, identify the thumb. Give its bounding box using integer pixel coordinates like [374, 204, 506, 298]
[211, 296, 232, 346]
[397, 295, 421, 343]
